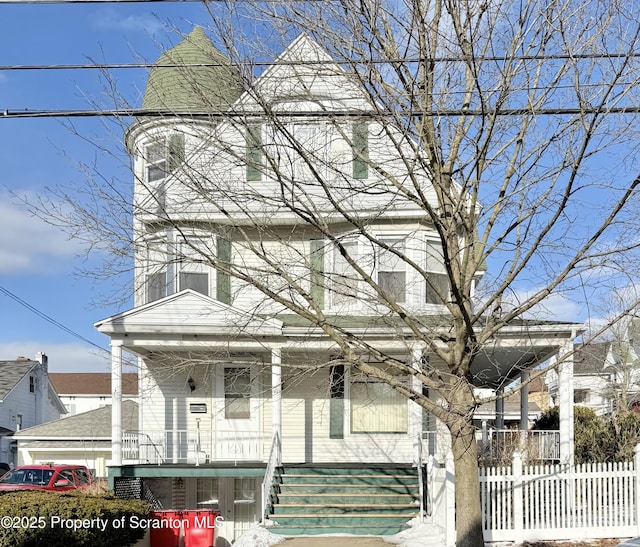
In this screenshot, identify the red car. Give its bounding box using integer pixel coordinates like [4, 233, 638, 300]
[0, 464, 92, 491]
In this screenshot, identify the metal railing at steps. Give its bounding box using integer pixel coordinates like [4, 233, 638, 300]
[260, 432, 282, 524]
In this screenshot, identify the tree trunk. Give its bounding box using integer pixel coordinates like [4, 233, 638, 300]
[450, 418, 484, 547]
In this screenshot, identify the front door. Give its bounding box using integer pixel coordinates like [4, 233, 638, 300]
[215, 365, 261, 461]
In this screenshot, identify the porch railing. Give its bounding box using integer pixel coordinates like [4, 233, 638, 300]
[477, 429, 560, 463]
[260, 432, 281, 523]
[122, 429, 267, 464]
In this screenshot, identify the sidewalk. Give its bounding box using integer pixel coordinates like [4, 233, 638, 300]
[281, 537, 389, 546]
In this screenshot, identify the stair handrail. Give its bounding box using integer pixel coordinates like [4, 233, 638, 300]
[416, 429, 425, 522]
[260, 431, 281, 524]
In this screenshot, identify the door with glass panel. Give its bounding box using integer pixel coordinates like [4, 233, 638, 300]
[215, 365, 260, 460]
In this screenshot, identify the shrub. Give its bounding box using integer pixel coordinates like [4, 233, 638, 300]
[0, 490, 150, 547]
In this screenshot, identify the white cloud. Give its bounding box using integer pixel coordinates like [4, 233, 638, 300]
[0, 342, 138, 373]
[504, 288, 583, 323]
[91, 8, 167, 36]
[0, 193, 83, 275]
[0, 342, 111, 373]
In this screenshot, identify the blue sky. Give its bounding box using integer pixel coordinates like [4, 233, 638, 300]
[0, 2, 215, 372]
[0, 3, 613, 373]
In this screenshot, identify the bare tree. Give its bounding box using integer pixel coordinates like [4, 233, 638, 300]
[30, 1, 640, 545]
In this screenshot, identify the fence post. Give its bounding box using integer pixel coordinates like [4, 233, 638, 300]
[512, 449, 524, 544]
[445, 451, 456, 546]
[635, 444, 640, 535]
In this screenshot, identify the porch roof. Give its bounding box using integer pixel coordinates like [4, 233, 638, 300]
[95, 290, 582, 388]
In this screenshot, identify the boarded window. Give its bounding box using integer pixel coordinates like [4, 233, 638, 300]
[351, 371, 408, 433]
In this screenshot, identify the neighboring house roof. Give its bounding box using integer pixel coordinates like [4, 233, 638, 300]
[142, 26, 244, 112]
[573, 342, 616, 375]
[14, 400, 138, 440]
[49, 373, 138, 397]
[0, 359, 38, 400]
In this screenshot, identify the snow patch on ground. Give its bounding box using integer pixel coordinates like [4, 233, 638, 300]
[233, 519, 446, 547]
[232, 525, 286, 547]
[384, 518, 447, 547]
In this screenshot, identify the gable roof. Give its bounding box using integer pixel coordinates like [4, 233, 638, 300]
[49, 373, 138, 396]
[95, 289, 283, 337]
[0, 359, 38, 400]
[573, 342, 616, 375]
[14, 400, 138, 440]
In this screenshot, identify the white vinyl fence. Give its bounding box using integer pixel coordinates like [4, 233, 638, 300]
[479, 447, 640, 543]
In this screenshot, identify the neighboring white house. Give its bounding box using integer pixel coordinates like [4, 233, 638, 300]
[547, 341, 640, 415]
[13, 400, 137, 479]
[49, 373, 138, 416]
[0, 353, 66, 466]
[95, 28, 580, 545]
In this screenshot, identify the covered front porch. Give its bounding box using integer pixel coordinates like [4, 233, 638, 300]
[96, 290, 581, 472]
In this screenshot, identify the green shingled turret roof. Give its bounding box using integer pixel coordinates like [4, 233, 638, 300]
[142, 27, 243, 113]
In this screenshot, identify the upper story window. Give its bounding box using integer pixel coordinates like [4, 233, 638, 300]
[295, 124, 326, 181]
[333, 240, 359, 306]
[377, 238, 406, 304]
[144, 133, 185, 183]
[425, 240, 450, 305]
[147, 270, 167, 303]
[352, 121, 369, 179]
[178, 240, 210, 297]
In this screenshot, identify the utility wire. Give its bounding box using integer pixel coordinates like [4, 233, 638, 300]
[0, 284, 109, 354]
[2, 105, 640, 119]
[3, 51, 640, 71]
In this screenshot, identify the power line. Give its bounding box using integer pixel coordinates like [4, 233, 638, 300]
[2, 105, 640, 119]
[0, 285, 108, 354]
[3, 51, 640, 71]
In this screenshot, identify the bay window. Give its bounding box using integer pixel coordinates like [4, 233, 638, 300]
[377, 238, 406, 303]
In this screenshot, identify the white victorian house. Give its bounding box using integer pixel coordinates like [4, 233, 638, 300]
[96, 28, 580, 545]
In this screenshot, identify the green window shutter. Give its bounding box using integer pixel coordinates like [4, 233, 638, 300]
[246, 125, 262, 182]
[168, 133, 185, 172]
[216, 237, 232, 304]
[310, 239, 325, 309]
[329, 365, 345, 439]
[352, 121, 369, 179]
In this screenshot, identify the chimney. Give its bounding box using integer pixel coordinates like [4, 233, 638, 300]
[35, 352, 48, 370]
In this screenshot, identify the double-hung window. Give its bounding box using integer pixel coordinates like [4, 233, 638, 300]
[144, 133, 185, 183]
[178, 239, 210, 297]
[333, 240, 359, 306]
[425, 239, 450, 305]
[377, 238, 406, 304]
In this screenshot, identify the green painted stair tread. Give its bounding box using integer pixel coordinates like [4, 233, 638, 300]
[266, 524, 410, 535]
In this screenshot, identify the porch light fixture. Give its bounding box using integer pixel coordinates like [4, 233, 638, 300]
[187, 377, 196, 392]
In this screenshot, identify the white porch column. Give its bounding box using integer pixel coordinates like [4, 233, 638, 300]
[411, 347, 424, 465]
[558, 338, 575, 465]
[271, 348, 282, 465]
[520, 370, 530, 431]
[111, 341, 123, 467]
